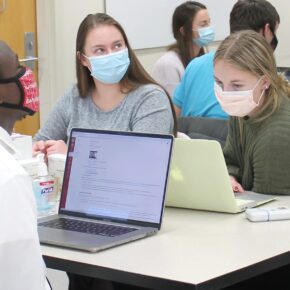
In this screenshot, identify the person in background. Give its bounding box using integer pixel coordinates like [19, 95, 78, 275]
[152, 1, 214, 97]
[33, 13, 176, 157]
[0, 40, 50, 290]
[214, 30, 290, 195]
[173, 0, 280, 119]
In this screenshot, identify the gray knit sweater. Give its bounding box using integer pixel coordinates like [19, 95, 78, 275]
[34, 84, 174, 142]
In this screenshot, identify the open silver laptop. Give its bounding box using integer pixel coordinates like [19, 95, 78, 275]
[38, 129, 173, 252]
[166, 139, 275, 213]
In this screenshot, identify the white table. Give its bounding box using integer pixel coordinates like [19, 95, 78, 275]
[42, 197, 290, 289]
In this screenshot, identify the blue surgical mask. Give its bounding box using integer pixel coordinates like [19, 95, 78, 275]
[84, 48, 130, 84]
[193, 26, 215, 47]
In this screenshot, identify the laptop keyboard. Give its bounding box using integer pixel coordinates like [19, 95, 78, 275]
[39, 218, 137, 237]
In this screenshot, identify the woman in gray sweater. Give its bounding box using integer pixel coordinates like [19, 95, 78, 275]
[34, 12, 177, 290]
[33, 13, 176, 157]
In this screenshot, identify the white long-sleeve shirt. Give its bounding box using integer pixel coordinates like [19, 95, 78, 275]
[152, 50, 185, 98]
[0, 127, 49, 290]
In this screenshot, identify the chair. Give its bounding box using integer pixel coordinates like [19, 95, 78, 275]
[177, 117, 229, 147]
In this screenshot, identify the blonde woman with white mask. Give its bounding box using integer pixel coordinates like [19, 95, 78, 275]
[214, 30, 290, 195]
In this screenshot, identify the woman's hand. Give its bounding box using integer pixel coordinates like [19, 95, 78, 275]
[45, 140, 68, 156]
[229, 175, 244, 193]
[33, 140, 67, 158]
[32, 140, 47, 157]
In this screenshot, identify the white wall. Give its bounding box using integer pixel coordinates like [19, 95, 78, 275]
[37, 0, 290, 124]
[269, 0, 290, 67]
[37, 0, 105, 124]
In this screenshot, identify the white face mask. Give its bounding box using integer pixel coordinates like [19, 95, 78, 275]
[214, 77, 265, 117]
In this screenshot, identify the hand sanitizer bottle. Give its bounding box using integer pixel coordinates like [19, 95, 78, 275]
[33, 153, 55, 216]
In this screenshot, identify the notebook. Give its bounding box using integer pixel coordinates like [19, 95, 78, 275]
[166, 138, 275, 213]
[38, 128, 173, 252]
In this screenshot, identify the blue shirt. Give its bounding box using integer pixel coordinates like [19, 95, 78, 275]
[173, 52, 228, 119]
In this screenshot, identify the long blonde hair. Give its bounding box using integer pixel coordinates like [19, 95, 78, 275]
[214, 30, 290, 123]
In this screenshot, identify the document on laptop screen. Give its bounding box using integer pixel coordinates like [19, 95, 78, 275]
[60, 132, 171, 224]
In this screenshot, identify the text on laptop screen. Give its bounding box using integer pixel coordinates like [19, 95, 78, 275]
[59, 131, 172, 224]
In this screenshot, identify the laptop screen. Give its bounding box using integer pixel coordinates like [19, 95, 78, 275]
[59, 129, 173, 226]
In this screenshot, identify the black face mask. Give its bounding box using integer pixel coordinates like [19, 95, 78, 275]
[271, 33, 278, 51]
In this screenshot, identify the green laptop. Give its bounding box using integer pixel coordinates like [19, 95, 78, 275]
[166, 139, 275, 213]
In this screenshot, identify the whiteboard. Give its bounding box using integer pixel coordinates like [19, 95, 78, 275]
[106, 0, 236, 49]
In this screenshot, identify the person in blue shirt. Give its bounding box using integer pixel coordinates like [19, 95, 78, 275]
[174, 51, 226, 118]
[173, 0, 280, 119]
